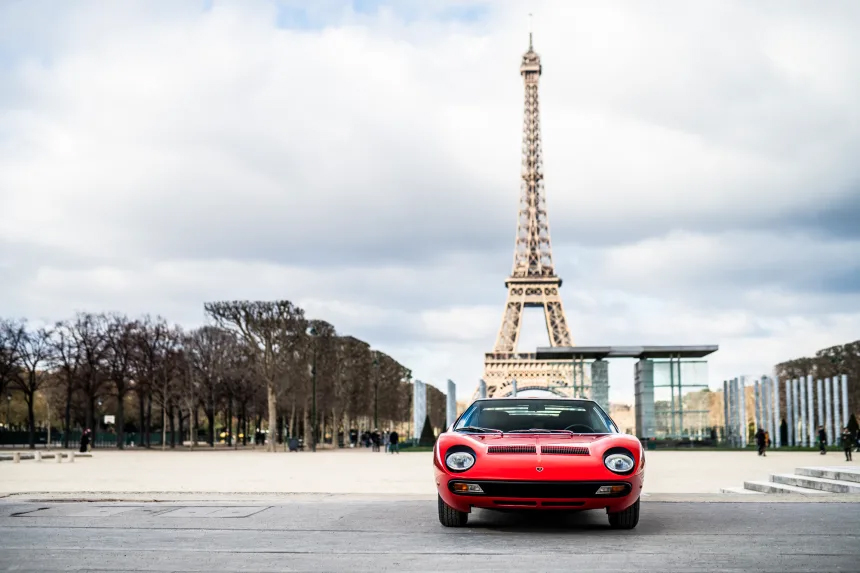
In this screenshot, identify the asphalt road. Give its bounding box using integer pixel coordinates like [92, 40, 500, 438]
[0, 498, 858, 572]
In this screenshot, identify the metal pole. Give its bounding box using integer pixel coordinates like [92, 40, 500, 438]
[841, 374, 849, 429]
[817, 378, 824, 438]
[834, 376, 841, 443]
[785, 379, 792, 446]
[806, 375, 815, 448]
[793, 379, 800, 446]
[774, 376, 781, 448]
[677, 356, 684, 438]
[825, 377, 833, 447]
[739, 376, 747, 448]
[754, 380, 761, 431]
[799, 378, 807, 447]
[723, 380, 729, 445]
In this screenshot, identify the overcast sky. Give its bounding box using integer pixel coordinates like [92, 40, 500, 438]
[1, 0, 858, 403]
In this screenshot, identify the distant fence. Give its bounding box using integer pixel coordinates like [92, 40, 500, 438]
[0, 430, 196, 448]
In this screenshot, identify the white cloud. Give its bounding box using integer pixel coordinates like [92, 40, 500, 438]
[1, 0, 859, 402]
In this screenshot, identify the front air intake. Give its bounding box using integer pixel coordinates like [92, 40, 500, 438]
[487, 445, 537, 454]
[541, 446, 589, 455]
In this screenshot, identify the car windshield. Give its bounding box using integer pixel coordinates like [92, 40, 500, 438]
[454, 399, 617, 434]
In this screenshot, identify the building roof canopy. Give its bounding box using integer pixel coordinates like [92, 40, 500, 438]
[535, 345, 719, 360]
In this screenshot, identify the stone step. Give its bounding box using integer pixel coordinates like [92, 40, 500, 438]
[0, 452, 91, 462]
[720, 486, 764, 494]
[742, 480, 826, 495]
[795, 466, 860, 484]
[770, 473, 860, 494]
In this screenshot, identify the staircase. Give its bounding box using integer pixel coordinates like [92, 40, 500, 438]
[721, 466, 860, 495]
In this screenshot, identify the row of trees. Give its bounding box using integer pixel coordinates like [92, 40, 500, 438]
[775, 340, 859, 416]
[0, 300, 448, 450]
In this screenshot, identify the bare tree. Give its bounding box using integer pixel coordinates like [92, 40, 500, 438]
[69, 313, 109, 436]
[104, 314, 138, 449]
[205, 301, 307, 452]
[13, 324, 55, 449]
[0, 319, 26, 408]
[133, 316, 171, 448]
[51, 321, 84, 448]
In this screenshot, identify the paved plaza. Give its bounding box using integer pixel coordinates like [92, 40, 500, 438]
[0, 498, 858, 572]
[2, 447, 859, 496]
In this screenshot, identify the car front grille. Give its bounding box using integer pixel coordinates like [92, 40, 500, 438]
[487, 445, 537, 454]
[540, 446, 589, 455]
[449, 480, 631, 498]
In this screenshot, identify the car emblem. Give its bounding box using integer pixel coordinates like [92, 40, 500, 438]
[536, 467, 544, 472]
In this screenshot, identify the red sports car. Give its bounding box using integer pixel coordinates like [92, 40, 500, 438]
[434, 397, 644, 529]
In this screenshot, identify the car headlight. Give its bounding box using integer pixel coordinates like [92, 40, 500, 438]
[604, 452, 635, 474]
[446, 451, 475, 471]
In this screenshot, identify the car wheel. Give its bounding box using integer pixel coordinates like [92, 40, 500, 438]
[438, 495, 468, 527]
[608, 497, 640, 530]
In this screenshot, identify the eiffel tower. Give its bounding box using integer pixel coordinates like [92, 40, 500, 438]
[480, 30, 585, 399]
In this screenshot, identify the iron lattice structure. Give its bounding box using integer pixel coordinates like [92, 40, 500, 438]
[481, 34, 583, 400]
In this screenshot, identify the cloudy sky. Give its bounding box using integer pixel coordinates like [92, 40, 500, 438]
[1, 0, 858, 402]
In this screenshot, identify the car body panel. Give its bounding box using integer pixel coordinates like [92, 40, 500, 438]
[433, 403, 644, 515]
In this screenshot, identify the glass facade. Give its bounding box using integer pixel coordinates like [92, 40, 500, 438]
[651, 359, 711, 439]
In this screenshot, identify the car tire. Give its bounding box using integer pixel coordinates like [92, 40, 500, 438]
[438, 495, 468, 527]
[608, 497, 640, 530]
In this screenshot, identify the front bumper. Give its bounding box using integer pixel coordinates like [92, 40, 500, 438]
[436, 473, 643, 513]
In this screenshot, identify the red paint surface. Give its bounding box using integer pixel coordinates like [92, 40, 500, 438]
[434, 432, 644, 514]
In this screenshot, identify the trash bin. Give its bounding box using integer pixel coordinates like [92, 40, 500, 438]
[646, 439, 657, 451]
[288, 437, 299, 452]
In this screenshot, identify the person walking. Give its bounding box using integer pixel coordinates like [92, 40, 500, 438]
[79, 429, 91, 453]
[389, 430, 399, 454]
[383, 430, 390, 453]
[755, 428, 766, 456]
[818, 426, 827, 455]
[841, 427, 853, 462]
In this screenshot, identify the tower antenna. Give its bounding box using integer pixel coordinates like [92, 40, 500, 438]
[528, 13, 533, 50]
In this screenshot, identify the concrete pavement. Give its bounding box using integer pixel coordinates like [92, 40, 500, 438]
[1, 498, 858, 572]
[3, 448, 859, 495]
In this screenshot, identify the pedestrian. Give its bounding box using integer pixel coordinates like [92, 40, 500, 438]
[371, 430, 380, 452]
[841, 427, 853, 462]
[755, 427, 766, 456]
[389, 430, 399, 454]
[818, 426, 827, 455]
[79, 429, 90, 453]
[383, 430, 390, 453]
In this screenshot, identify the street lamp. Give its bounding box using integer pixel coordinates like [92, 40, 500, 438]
[6, 394, 11, 429]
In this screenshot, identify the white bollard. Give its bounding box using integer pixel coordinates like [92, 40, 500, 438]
[35, 451, 42, 462]
[13, 452, 20, 463]
[68, 452, 74, 463]
[55, 451, 62, 463]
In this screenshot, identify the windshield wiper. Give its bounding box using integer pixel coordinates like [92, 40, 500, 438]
[455, 426, 504, 435]
[506, 428, 575, 435]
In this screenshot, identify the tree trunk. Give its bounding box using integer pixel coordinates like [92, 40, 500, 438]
[116, 390, 125, 450]
[168, 402, 176, 448]
[63, 381, 73, 449]
[239, 402, 248, 446]
[190, 403, 197, 450]
[145, 391, 152, 448]
[289, 402, 297, 438]
[161, 401, 167, 451]
[266, 382, 277, 452]
[227, 394, 234, 448]
[137, 391, 145, 447]
[302, 404, 310, 451]
[178, 408, 185, 448]
[207, 408, 215, 447]
[26, 392, 35, 450]
[193, 407, 200, 445]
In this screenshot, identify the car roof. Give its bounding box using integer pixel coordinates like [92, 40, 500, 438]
[473, 397, 596, 403]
